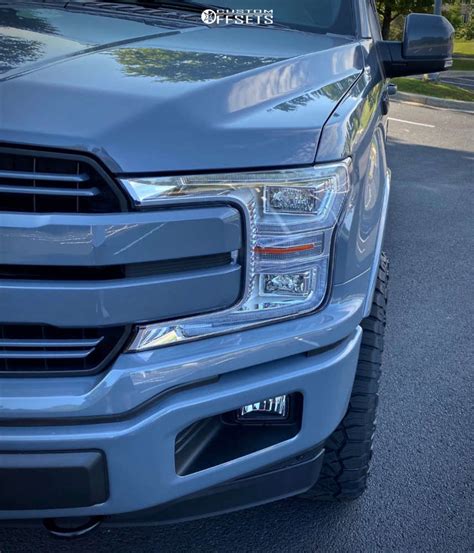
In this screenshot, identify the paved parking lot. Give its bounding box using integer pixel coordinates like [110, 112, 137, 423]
[440, 70, 474, 90]
[0, 102, 472, 552]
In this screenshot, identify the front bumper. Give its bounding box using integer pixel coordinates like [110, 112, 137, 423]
[0, 323, 362, 522]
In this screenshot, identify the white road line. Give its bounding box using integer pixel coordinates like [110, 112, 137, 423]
[388, 117, 435, 128]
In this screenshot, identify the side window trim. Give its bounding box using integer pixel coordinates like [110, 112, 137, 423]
[368, 0, 383, 41]
[357, 0, 372, 38]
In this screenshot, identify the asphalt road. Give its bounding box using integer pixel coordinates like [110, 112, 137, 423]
[1, 102, 473, 552]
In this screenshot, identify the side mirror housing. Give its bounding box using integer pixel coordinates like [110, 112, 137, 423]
[379, 13, 454, 78]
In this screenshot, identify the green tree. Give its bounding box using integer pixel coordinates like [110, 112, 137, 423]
[442, 0, 464, 28]
[377, 0, 435, 39]
[376, 0, 463, 39]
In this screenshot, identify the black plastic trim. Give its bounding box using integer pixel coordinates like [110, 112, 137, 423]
[0, 253, 233, 281]
[0, 325, 132, 378]
[1, 448, 323, 527]
[378, 41, 452, 78]
[106, 447, 324, 526]
[0, 450, 108, 510]
[0, 143, 131, 212]
[175, 393, 303, 476]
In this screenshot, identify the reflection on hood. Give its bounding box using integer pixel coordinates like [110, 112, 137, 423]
[0, 2, 364, 173]
[113, 47, 281, 82]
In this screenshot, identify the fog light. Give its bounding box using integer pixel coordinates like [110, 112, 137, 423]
[261, 272, 311, 296]
[237, 395, 289, 422]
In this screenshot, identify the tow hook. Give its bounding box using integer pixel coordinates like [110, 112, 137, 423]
[43, 516, 103, 538]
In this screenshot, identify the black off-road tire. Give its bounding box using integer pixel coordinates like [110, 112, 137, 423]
[302, 252, 389, 501]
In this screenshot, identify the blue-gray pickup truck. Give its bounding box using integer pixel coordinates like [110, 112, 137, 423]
[0, 0, 453, 537]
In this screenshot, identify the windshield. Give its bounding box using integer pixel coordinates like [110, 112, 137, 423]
[205, 0, 356, 36]
[102, 1, 356, 36]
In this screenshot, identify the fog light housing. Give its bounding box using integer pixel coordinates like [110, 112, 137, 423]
[236, 395, 289, 422]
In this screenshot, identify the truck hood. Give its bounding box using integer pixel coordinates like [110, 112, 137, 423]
[0, 2, 363, 172]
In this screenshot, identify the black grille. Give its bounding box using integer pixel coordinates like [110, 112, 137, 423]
[0, 146, 128, 213]
[0, 325, 131, 376]
[0, 253, 233, 281]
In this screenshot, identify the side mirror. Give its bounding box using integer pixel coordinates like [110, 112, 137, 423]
[379, 13, 454, 78]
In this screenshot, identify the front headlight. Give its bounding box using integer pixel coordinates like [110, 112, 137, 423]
[121, 160, 351, 351]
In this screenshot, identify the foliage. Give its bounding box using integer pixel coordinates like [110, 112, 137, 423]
[376, 0, 434, 39]
[376, 0, 471, 40]
[0, 7, 57, 73]
[442, 0, 464, 29]
[455, 21, 474, 40]
[0, 37, 42, 73]
[1, 7, 57, 34]
[114, 48, 279, 82]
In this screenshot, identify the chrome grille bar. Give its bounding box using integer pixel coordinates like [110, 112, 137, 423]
[0, 185, 100, 197]
[0, 337, 103, 348]
[0, 146, 127, 214]
[0, 325, 129, 376]
[0, 349, 95, 359]
[0, 170, 89, 182]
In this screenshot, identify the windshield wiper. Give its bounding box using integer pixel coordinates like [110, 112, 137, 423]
[102, 0, 225, 13]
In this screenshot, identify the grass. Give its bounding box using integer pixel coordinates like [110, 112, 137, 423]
[393, 77, 474, 102]
[452, 41, 474, 70]
[454, 40, 474, 58]
[452, 58, 474, 71]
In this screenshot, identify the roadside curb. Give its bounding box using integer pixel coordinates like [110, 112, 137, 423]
[442, 70, 474, 78]
[393, 91, 474, 112]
